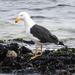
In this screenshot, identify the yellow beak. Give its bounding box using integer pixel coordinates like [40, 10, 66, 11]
[15, 18, 20, 23]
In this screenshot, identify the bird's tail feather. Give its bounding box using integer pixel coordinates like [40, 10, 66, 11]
[58, 41, 64, 46]
[58, 41, 68, 49]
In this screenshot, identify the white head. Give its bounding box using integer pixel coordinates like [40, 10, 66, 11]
[15, 12, 35, 27]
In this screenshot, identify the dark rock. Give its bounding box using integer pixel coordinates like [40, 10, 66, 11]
[20, 46, 32, 54]
[13, 38, 34, 44]
[0, 39, 75, 75]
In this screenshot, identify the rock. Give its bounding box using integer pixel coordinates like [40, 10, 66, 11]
[0, 40, 4, 43]
[13, 38, 34, 44]
[6, 50, 17, 58]
[0, 39, 75, 75]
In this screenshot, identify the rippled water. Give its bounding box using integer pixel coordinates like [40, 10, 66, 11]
[0, 0, 75, 75]
[0, 0, 75, 47]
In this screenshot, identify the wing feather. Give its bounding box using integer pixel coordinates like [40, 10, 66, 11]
[30, 25, 59, 44]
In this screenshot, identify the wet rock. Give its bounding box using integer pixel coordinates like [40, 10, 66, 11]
[0, 40, 4, 43]
[13, 38, 34, 44]
[0, 39, 75, 75]
[20, 46, 32, 54]
[6, 50, 17, 58]
[59, 71, 71, 75]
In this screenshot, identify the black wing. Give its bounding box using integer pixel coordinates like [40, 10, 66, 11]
[30, 24, 59, 44]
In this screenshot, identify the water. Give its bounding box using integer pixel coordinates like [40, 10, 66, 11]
[0, 0, 75, 46]
[0, 0, 75, 75]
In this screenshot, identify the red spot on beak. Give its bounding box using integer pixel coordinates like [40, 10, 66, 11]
[15, 21, 18, 23]
[15, 18, 20, 23]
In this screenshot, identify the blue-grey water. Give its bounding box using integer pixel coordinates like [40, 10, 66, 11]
[0, 0, 75, 74]
[0, 0, 75, 49]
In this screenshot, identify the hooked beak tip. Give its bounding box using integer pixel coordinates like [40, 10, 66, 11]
[15, 18, 20, 23]
[15, 21, 18, 23]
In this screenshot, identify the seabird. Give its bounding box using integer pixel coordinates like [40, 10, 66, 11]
[15, 12, 64, 59]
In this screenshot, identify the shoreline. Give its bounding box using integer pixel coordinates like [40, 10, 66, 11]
[0, 38, 75, 75]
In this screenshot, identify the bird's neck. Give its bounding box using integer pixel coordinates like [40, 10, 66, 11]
[24, 16, 35, 29]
